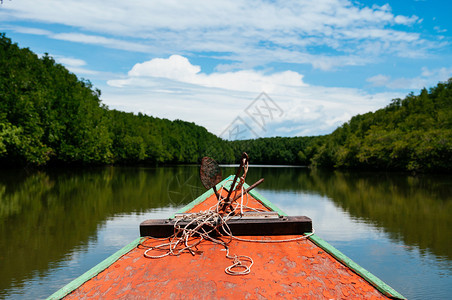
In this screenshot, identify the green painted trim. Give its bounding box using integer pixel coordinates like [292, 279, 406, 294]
[46, 236, 144, 300]
[48, 175, 405, 300]
[245, 183, 287, 216]
[307, 233, 406, 300]
[170, 175, 235, 217]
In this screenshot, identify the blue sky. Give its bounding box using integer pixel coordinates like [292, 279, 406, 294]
[1, 0, 451, 138]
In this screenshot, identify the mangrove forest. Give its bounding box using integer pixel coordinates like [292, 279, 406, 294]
[1, 33, 451, 172]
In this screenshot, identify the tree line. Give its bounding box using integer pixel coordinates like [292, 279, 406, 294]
[308, 80, 452, 172]
[1, 34, 451, 172]
[234, 78, 452, 172]
[0, 34, 233, 166]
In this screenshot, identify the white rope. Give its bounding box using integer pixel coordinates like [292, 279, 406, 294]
[142, 162, 314, 275]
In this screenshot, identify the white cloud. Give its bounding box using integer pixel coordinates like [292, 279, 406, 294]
[394, 15, 419, 25]
[367, 67, 452, 90]
[2, 0, 445, 137]
[51, 33, 155, 53]
[4, 25, 51, 36]
[2, 0, 435, 69]
[103, 55, 396, 137]
[367, 74, 391, 87]
[433, 26, 447, 33]
[108, 55, 306, 94]
[128, 55, 201, 81]
[45, 55, 100, 76]
[55, 57, 86, 68]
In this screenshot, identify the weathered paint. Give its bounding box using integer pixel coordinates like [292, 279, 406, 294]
[49, 176, 406, 299]
[47, 237, 144, 300]
[308, 234, 406, 299]
[63, 235, 389, 299]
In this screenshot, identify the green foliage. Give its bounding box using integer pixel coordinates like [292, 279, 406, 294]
[230, 136, 318, 165]
[0, 34, 232, 166]
[232, 78, 452, 172]
[1, 33, 451, 172]
[0, 121, 52, 165]
[311, 78, 452, 172]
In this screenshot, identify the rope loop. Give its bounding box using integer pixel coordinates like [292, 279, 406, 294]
[141, 176, 314, 276]
[225, 254, 253, 275]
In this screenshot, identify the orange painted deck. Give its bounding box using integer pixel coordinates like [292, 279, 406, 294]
[56, 181, 402, 299]
[65, 235, 387, 299]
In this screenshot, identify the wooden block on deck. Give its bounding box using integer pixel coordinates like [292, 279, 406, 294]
[140, 216, 312, 237]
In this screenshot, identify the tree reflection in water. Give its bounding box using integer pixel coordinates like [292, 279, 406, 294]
[0, 166, 451, 299]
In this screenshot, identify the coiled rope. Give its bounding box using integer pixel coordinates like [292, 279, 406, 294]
[140, 166, 314, 276]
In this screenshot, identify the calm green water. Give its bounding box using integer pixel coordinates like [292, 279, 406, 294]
[0, 166, 451, 299]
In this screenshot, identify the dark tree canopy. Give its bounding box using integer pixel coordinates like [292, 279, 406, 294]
[0, 33, 233, 166]
[1, 33, 451, 172]
[308, 79, 452, 172]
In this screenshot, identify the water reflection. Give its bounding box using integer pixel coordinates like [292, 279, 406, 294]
[0, 166, 203, 298]
[0, 166, 451, 299]
[243, 167, 452, 260]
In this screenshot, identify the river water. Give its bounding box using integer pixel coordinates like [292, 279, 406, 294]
[0, 166, 451, 299]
